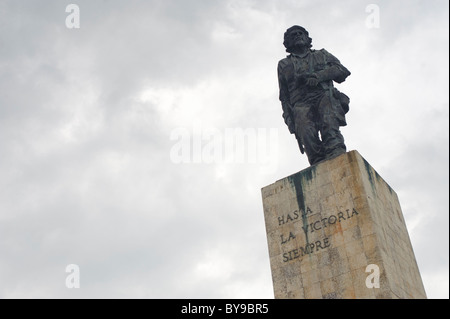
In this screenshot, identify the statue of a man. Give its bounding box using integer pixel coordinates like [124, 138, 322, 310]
[278, 25, 351, 165]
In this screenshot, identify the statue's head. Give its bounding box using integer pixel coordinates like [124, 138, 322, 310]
[283, 25, 312, 53]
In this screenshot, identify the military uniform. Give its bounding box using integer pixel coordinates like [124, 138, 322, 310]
[278, 48, 351, 165]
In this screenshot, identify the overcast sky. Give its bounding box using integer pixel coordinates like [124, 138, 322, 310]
[0, 0, 448, 299]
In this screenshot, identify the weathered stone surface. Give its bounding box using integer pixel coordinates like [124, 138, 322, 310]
[261, 150, 426, 299]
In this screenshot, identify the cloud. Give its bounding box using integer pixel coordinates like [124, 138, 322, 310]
[0, 0, 448, 298]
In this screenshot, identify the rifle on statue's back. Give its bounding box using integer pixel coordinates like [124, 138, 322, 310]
[284, 103, 305, 154]
[295, 133, 305, 154]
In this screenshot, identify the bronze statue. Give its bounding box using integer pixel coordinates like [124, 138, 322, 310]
[278, 26, 351, 165]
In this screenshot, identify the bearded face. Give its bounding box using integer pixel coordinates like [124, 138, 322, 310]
[290, 29, 308, 47]
[283, 26, 312, 53]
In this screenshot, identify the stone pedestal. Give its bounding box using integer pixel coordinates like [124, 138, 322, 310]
[261, 150, 426, 299]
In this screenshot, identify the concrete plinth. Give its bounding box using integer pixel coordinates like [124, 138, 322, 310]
[261, 150, 426, 299]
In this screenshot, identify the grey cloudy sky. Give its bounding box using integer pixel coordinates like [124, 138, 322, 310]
[0, 0, 448, 298]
